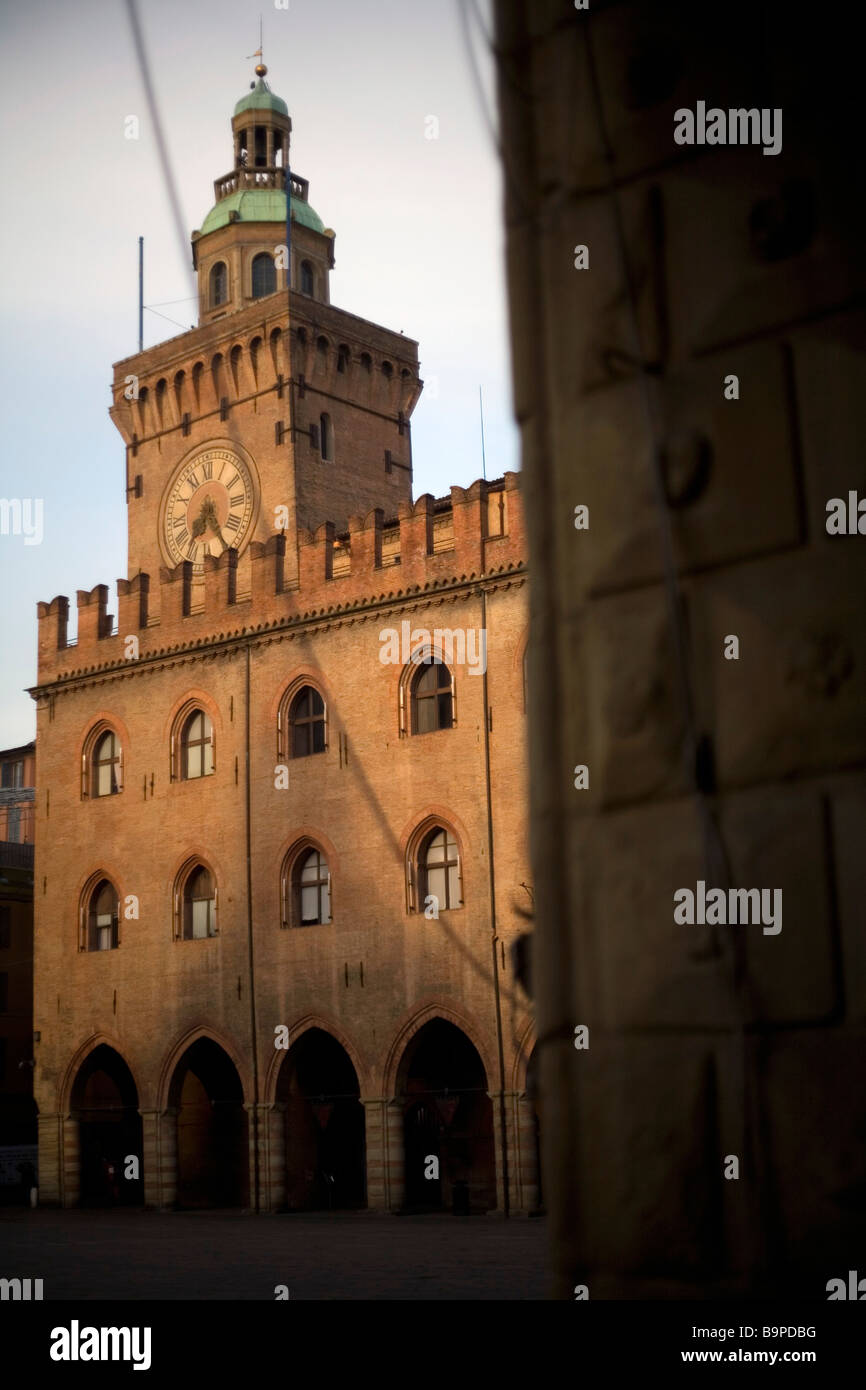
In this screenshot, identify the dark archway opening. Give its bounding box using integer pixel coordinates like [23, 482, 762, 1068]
[71, 1045, 143, 1208]
[170, 1039, 247, 1209]
[277, 1029, 366, 1211]
[398, 1019, 496, 1213]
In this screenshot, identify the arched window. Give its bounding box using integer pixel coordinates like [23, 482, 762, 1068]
[411, 659, 454, 733]
[421, 827, 461, 912]
[337, 344, 350, 373]
[300, 260, 314, 295]
[289, 686, 326, 757]
[180, 709, 214, 780]
[88, 880, 119, 951]
[92, 729, 121, 797]
[320, 413, 334, 462]
[182, 865, 216, 940]
[210, 261, 228, 307]
[251, 252, 276, 299]
[360, 352, 372, 373]
[381, 360, 393, 379]
[282, 847, 331, 927]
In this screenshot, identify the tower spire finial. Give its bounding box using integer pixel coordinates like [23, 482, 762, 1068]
[248, 16, 267, 79]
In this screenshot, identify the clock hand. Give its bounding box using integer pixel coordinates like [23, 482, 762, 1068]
[206, 515, 228, 551]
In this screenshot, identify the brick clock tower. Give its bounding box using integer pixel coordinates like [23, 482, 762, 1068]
[110, 63, 422, 601]
[33, 65, 530, 1221]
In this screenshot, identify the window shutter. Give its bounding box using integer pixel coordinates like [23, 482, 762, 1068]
[280, 872, 288, 929]
[451, 670, 457, 727]
[81, 751, 88, 799]
[277, 704, 283, 761]
[407, 858, 415, 912]
[170, 732, 176, 783]
[399, 683, 406, 736]
[117, 746, 123, 794]
[309, 422, 320, 451]
[323, 701, 329, 751]
[458, 855, 464, 906]
[114, 907, 120, 948]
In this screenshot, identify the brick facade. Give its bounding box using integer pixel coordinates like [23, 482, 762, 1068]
[30, 74, 535, 1214]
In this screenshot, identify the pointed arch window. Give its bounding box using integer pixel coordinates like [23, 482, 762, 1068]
[288, 686, 326, 758]
[407, 822, 463, 914]
[422, 828, 461, 911]
[180, 709, 214, 780]
[281, 846, 331, 927]
[93, 729, 122, 797]
[181, 864, 217, 940]
[252, 252, 276, 299]
[87, 879, 119, 952]
[411, 659, 454, 734]
[210, 261, 228, 307]
[280, 844, 332, 928]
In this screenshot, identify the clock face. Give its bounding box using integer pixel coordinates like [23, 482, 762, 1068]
[163, 447, 256, 572]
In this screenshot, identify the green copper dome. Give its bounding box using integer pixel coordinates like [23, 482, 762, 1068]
[234, 78, 289, 118]
[199, 188, 325, 237]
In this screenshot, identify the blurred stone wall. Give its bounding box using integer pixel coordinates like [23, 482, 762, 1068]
[494, 0, 866, 1296]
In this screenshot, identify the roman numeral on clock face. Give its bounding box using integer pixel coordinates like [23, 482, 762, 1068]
[230, 493, 245, 507]
[201, 461, 213, 479]
[225, 514, 241, 533]
[226, 473, 240, 490]
[187, 471, 199, 489]
[174, 527, 189, 548]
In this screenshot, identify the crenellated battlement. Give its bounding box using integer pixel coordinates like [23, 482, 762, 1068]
[110, 296, 421, 450]
[35, 473, 525, 685]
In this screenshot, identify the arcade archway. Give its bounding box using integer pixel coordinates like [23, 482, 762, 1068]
[276, 1028, 366, 1210]
[397, 1019, 496, 1213]
[70, 1045, 142, 1207]
[169, 1038, 247, 1208]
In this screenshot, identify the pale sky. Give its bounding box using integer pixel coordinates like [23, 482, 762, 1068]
[0, 0, 516, 747]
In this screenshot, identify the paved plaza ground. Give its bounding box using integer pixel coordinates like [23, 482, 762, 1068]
[0, 1208, 549, 1300]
